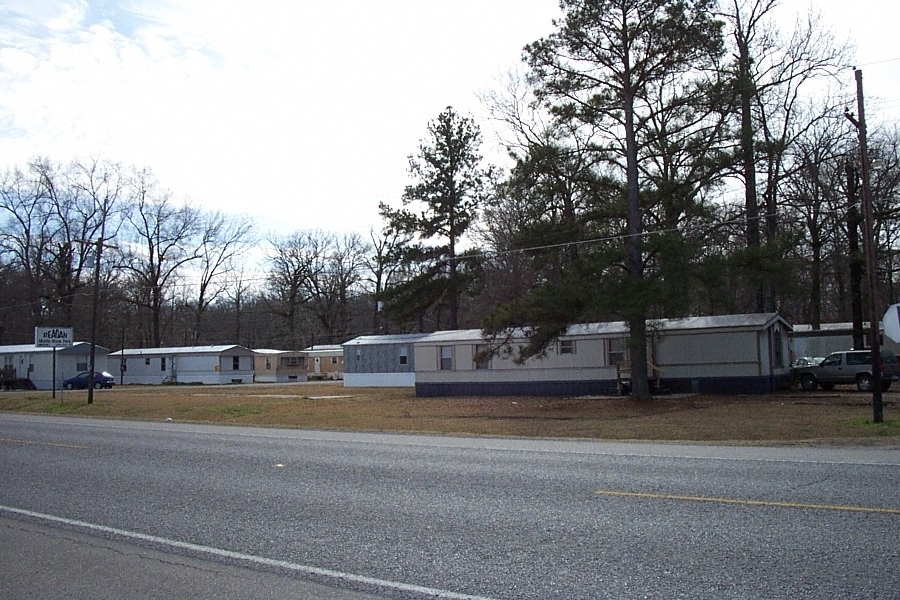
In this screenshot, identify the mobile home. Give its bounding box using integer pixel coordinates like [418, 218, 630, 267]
[413, 314, 792, 396]
[253, 349, 307, 383]
[342, 333, 428, 387]
[109, 345, 256, 385]
[789, 322, 900, 359]
[304, 345, 344, 380]
[0, 342, 110, 390]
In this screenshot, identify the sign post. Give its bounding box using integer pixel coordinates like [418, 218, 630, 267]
[35, 327, 74, 399]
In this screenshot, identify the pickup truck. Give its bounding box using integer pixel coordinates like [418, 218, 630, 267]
[793, 349, 900, 392]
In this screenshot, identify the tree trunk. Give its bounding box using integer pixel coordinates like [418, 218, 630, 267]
[623, 88, 650, 400]
[847, 164, 865, 349]
[738, 39, 764, 313]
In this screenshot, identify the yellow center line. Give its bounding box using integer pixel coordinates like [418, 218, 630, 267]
[0, 438, 87, 449]
[595, 489, 900, 515]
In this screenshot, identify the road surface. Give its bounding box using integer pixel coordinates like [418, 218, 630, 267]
[1, 414, 898, 599]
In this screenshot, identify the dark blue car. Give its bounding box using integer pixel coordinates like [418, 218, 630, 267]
[63, 371, 115, 390]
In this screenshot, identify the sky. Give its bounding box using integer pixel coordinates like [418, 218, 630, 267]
[0, 0, 898, 240]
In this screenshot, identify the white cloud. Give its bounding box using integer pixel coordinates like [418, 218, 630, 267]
[0, 1, 563, 237]
[0, 0, 897, 242]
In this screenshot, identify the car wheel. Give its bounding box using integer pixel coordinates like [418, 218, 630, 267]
[820, 383, 835, 391]
[799, 373, 817, 391]
[857, 373, 873, 393]
[882, 380, 892, 391]
[64, 382, 74, 390]
[93, 381, 102, 389]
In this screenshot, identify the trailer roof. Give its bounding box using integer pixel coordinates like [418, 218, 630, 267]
[108, 345, 253, 357]
[0, 342, 109, 355]
[353, 313, 790, 346]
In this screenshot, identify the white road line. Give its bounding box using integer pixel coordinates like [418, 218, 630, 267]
[0, 505, 498, 600]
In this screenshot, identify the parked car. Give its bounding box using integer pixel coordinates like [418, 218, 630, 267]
[63, 371, 116, 390]
[793, 349, 900, 392]
[791, 356, 825, 369]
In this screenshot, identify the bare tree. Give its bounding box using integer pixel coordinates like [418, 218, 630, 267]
[265, 231, 321, 349]
[779, 112, 854, 327]
[222, 264, 255, 346]
[0, 161, 55, 325]
[119, 169, 202, 347]
[186, 211, 255, 343]
[0, 157, 125, 334]
[363, 225, 411, 333]
[721, 0, 850, 311]
[307, 231, 368, 341]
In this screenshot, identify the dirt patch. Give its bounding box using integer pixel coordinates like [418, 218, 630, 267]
[1, 382, 898, 444]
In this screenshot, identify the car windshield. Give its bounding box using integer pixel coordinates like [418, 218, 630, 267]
[820, 354, 841, 366]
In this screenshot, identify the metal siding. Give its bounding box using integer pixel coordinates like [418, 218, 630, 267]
[117, 351, 253, 385]
[413, 345, 438, 373]
[790, 333, 856, 359]
[756, 329, 772, 375]
[657, 330, 759, 366]
[345, 343, 417, 375]
[416, 365, 617, 384]
[344, 372, 415, 387]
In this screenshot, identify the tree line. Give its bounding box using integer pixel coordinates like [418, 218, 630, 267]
[2, 0, 900, 398]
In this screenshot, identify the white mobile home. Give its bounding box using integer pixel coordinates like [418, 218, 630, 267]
[109, 345, 256, 385]
[0, 342, 110, 390]
[413, 313, 792, 396]
[342, 333, 428, 387]
[253, 349, 307, 383]
[790, 322, 900, 358]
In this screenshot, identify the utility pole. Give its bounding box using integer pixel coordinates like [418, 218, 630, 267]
[82, 226, 116, 404]
[87, 236, 103, 405]
[846, 68, 883, 424]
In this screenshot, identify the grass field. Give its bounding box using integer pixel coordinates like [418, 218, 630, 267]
[2, 381, 899, 444]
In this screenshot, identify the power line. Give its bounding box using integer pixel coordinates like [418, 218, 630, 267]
[855, 57, 900, 67]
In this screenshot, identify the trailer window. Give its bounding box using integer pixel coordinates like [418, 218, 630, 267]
[475, 344, 490, 370]
[607, 338, 628, 365]
[773, 329, 784, 367]
[440, 346, 453, 370]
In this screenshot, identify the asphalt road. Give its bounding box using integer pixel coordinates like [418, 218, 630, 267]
[1, 414, 899, 599]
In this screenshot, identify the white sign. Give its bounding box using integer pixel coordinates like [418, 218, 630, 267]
[883, 304, 900, 343]
[34, 327, 74, 348]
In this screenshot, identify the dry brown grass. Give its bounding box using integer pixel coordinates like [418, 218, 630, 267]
[2, 381, 899, 443]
